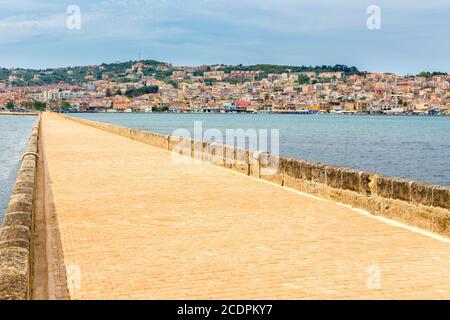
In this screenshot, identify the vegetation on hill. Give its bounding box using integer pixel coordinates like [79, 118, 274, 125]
[1, 60, 168, 86]
[217, 64, 364, 77]
[417, 71, 448, 78]
[9, 59, 443, 88]
[297, 75, 310, 84]
[0, 68, 9, 82]
[2, 58, 449, 88]
[125, 85, 159, 97]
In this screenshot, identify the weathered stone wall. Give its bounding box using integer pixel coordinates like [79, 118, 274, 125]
[264, 158, 449, 236]
[63, 114, 450, 237]
[0, 116, 40, 300]
[0, 112, 39, 116]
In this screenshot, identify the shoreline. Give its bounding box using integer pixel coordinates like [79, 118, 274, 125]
[0, 112, 40, 116]
[62, 111, 450, 116]
[1, 111, 448, 117]
[0, 115, 41, 300]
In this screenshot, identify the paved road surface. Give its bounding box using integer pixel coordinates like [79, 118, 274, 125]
[38, 113, 450, 299]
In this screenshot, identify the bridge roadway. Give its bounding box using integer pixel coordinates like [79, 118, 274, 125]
[37, 113, 450, 299]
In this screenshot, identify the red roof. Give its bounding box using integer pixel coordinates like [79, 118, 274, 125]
[236, 100, 251, 107]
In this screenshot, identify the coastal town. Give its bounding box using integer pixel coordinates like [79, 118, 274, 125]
[0, 60, 449, 115]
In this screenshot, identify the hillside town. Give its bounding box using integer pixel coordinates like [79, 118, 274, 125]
[1, 61, 449, 115]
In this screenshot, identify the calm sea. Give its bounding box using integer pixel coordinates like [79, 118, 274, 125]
[0, 116, 36, 222]
[72, 113, 450, 187]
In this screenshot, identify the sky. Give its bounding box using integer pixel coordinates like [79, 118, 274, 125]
[0, 0, 449, 74]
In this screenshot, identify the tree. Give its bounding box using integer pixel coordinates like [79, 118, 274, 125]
[105, 88, 112, 97]
[204, 79, 216, 86]
[125, 86, 159, 98]
[418, 71, 447, 78]
[152, 105, 169, 112]
[33, 101, 47, 111]
[165, 80, 177, 88]
[21, 101, 34, 110]
[297, 75, 310, 84]
[6, 101, 15, 110]
[193, 71, 204, 77]
[115, 89, 122, 96]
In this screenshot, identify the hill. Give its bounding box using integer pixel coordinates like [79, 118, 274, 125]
[0, 60, 364, 86]
[2, 60, 169, 87]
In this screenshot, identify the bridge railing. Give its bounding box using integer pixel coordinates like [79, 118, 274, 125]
[0, 116, 40, 300]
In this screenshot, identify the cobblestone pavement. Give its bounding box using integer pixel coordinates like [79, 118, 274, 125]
[40, 113, 450, 300]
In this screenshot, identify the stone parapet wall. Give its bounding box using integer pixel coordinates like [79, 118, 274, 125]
[63, 114, 450, 237]
[262, 158, 449, 236]
[0, 116, 41, 300]
[0, 112, 39, 116]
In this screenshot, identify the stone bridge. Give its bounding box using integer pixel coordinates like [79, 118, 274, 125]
[2, 112, 450, 299]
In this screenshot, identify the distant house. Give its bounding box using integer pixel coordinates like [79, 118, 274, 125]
[172, 71, 187, 81]
[343, 101, 356, 112]
[230, 71, 260, 81]
[319, 72, 344, 79]
[202, 106, 222, 113]
[170, 102, 190, 113]
[236, 100, 252, 113]
[133, 101, 154, 112]
[112, 101, 133, 112]
[380, 102, 404, 115]
[355, 100, 371, 112]
[204, 71, 226, 81]
[0, 99, 7, 110]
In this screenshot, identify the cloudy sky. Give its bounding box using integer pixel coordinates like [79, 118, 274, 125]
[0, 0, 449, 74]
